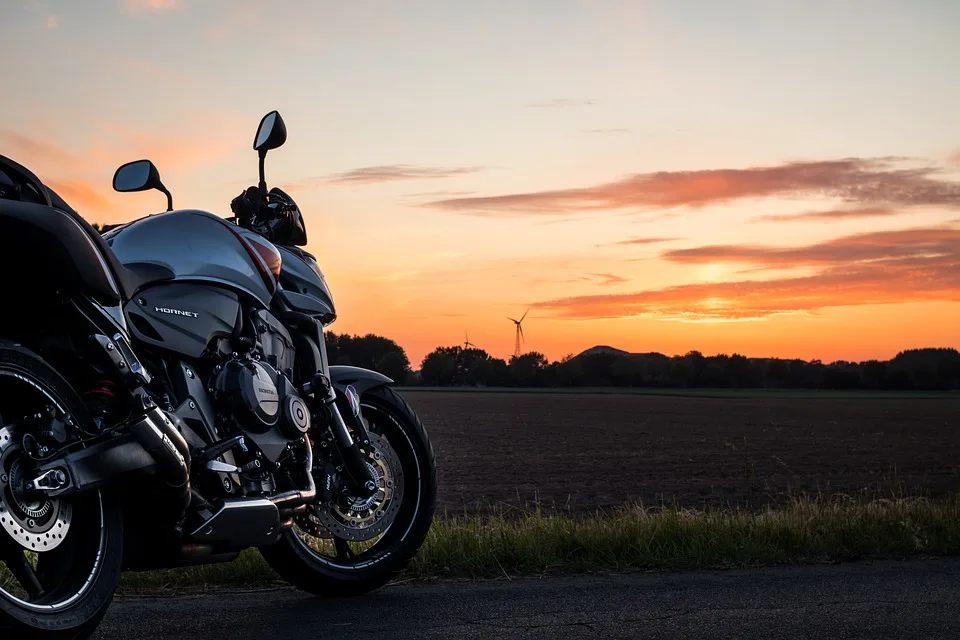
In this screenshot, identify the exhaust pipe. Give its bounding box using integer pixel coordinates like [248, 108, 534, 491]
[269, 434, 316, 512]
[127, 400, 191, 516]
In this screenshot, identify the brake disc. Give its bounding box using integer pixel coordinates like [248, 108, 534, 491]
[300, 432, 405, 543]
[0, 427, 72, 551]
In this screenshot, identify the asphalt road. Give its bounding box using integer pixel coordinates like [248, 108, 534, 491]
[94, 559, 960, 639]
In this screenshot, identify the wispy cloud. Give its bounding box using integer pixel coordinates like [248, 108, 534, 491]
[46, 179, 115, 215]
[526, 98, 594, 108]
[752, 206, 898, 223]
[588, 273, 629, 286]
[122, 0, 183, 12]
[288, 165, 484, 189]
[0, 130, 85, 171]
[90, 116, 246, 170]
[584, 128, 630, 134]
[602, 236, 681, 246]
[425, 157, 960, 217]
[404, 190, 477, 198]
[661, 227, 958, 267]
[3, 115, 243, 177]
[533, 226, 960, 320]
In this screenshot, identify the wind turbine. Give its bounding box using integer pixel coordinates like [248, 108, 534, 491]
[507, 309, 529, 358]
[463, 331, 477, 350]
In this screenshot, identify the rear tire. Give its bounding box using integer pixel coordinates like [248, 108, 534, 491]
[0, 343, 124, 639]
[261, 385, 437, 597]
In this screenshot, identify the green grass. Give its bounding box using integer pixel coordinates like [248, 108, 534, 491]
[398, 386, 960, 399]
[112, 493, 960, 594]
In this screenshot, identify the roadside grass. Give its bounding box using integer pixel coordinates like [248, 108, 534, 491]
[398, 386, 960, 400]
[112, 490, 960, 594]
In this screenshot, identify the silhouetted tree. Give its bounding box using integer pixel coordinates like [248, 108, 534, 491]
[508, 352, 549, 387]
[419, 347, 460, 386]
[324, 332, 412, 383]
[406, 339, 957, 391]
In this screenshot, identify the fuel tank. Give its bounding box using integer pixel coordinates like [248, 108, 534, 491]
[104, 209, 279, 307]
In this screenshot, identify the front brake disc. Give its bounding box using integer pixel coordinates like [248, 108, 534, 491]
[300, 432, 404, 543]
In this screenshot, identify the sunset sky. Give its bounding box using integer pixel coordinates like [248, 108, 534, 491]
[2, 0, 959, 365]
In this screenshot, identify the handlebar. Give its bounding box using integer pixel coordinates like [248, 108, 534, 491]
[229, 185, 307, 246]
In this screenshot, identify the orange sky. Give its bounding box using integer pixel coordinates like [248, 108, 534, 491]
[2, 1, 959, 366]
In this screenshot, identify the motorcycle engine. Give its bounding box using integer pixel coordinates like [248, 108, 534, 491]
[209, 311, 310, 464]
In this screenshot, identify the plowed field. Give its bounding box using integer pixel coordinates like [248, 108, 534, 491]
[403, 391, 960, 514]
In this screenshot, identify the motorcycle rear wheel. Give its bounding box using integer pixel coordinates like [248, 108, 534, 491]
[260, 385, 437, 597]
[0, 343, 124, 640]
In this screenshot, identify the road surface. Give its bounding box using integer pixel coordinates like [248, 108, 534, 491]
[94, 558, 960, 639]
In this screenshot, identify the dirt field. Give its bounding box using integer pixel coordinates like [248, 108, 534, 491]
[401, 390, 960, 515]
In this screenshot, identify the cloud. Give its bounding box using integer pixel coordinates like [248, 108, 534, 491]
[949, 150, 960, 166]
[289, 165, 484, 189]
[752, 206, 898, 223]
[403, 190, 477, 198]
[661, 227, 959, 267]
[0, 130, 85, 172]
[90, 117, 245, 171]
[526, 99, 594, 108]
[584, 128, 630, 134]
[603, 236, 681, 246]
[46, 15, 58, 28]
[533, 226, 960, 320]
[588, 273, 629, 286]
[45, 179, 115, 215]
[122, 0, 183, 12]
[425, 157, 960, 217]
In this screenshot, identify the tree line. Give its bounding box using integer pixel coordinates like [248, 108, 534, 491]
[323, 333, 960, 391]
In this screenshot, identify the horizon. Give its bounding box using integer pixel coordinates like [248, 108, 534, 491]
[335, 330, 958, 369]
[3, 0, 959, 366]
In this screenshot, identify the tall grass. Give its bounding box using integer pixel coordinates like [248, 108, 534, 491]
[110, 494, 960, 593]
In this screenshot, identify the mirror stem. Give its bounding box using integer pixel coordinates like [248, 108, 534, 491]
[258, 151, 267, 194]
[160, 186, 173, 212]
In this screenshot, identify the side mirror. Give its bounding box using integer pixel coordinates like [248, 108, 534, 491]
[254, 111, 287, 153]
[254, 110, 287, 193]
[113, 159, 173, 211]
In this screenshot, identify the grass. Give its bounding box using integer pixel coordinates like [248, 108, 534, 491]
[111, 492, 960, 594]
[398, 386, 960, 399]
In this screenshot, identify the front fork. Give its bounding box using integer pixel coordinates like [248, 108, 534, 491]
[305, 374, 377, 499]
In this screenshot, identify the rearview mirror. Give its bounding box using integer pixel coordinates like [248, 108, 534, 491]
[254, 110, 287, 153]
[113, 159, 160, 192]
[113, 159, 173, 211]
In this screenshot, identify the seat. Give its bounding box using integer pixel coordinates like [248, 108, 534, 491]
[2, 154, 177, 301]
[40, 176, 175, 299]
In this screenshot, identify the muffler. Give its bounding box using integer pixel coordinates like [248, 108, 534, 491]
[127, 396, 191, 516]
[31, 398, 191, 508]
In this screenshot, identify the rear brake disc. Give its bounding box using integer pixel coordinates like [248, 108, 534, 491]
[0, 427, 72, 552]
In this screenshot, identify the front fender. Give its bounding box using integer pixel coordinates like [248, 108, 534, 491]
[328, 365, 393, 396]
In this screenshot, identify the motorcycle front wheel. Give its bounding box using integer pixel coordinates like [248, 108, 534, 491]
[260, 385, 437, 597]
[0, 343, 124, 639]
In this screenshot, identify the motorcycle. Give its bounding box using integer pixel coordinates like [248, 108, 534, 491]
[0, 110, 437, 638]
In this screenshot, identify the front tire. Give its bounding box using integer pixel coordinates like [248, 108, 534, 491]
[260, 385, 437, 597]
[0, 343, 124, 639]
